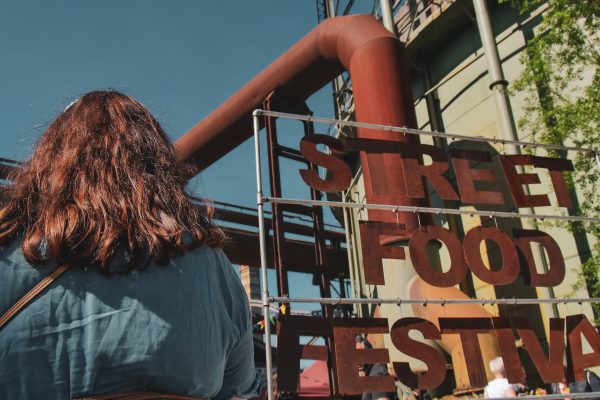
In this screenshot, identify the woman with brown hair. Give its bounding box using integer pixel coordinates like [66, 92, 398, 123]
[0, 91, 262, 399]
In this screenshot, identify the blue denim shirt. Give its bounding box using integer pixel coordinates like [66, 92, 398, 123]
[0, 240, 262, 399]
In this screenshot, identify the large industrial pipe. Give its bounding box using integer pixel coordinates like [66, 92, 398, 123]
[175, 14, 423, 230]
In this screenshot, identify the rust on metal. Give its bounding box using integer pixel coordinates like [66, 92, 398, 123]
[529, 156, 574, 208]
[409, 226, 468, 287]
[264, 98, 291, 302]
[299, 134, 352, 193]
[301, 345, 329, 360]
[222, 227, 347, 275]
[277, 315, 331, 393]
[566, 314, 600, 382]
[513, 229, 565, 287]
[359, 221, 407, 285]
[463, 226, 520, 285]
[332, 318, 395, 395]
[302, 118, 337, 392]
[390, 317, 446, 389]
[439, 318, 494, 389]
[450, 149, 504, 205]
[263, 98, 340, 394]
[491, 317, 526, 384]
[499, 155, 551, 208]
[516, 317, 565, 383]
[175, 14, 421, 231]
[402, 143, 459, 201]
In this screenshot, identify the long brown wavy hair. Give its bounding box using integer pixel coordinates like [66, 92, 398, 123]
[0, 90, 224, 271]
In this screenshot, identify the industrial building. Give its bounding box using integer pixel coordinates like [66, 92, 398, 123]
[310, 0, 599, 398]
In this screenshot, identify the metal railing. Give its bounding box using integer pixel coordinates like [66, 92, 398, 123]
[394, 0, 455, 43]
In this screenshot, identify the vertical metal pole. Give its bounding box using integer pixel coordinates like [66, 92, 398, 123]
[264, 101, 290, 302]
[380, 0, 398, 35]
[325, 0, 335, 17]
[596, 153, 600, 170]
[472, 0, 518, 152]
[324, 0, 347, 124]
[473, 0, 559, 320]
[303, 118, 338, 396]
[253, 110, 273, 400]
[341, 190, 359, 314]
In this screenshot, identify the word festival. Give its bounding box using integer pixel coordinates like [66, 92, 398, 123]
[277, 134, 600, 395]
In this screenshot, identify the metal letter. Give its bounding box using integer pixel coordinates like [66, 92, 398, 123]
[450, 149, 505, 205]
[513, 229, 565, 287]
[409, 226, 468, 287]
[531, 156, 574, 209]
[439, 318, 493, 388]
[390, 317, 447, 389]
[299, 134, 352, 193]
[359, 221, 407, 285]
[332, 318, 395, 395]
[516, 317, 566, 384]
[499, 155, 550, 208]
[566, 314, 600, 382]
[464, 226, 520, 285]
[403, 144, 460, 201]
[277, 315, 331, 393]
[492, 317, 526, 384]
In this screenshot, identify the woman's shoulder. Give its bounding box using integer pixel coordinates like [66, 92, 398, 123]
[174, 246, 249, 312]
[173, 245, 234, 281]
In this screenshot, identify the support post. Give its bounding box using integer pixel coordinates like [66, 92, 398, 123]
[472, 0, 517, 151]
[380, 0, 398, 35]
[253, 110, 274, 400]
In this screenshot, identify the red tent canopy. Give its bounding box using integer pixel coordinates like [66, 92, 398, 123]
[298, 360, 330, 397]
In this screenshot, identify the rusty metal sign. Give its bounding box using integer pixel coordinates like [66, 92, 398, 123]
[409, 225, 468, 287]
[450, 148, 504, 205]
[566, 314, 600, 382]
[515, 317, 566, 383]
[463, 226, 520, 285]
[513, 228, 565, 287]
[439, 318, 494, 388]
[299, 134, 352, 193]
[359, 221, 407, 285]
[390, 317, 446, 389]
[243, 85, 592, 399]
[332, 318, 396, 395]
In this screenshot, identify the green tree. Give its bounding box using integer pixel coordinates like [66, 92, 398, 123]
[507, 0, 600, 318]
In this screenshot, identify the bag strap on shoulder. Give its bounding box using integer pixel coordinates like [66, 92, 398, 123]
[0, 263, 71, 329]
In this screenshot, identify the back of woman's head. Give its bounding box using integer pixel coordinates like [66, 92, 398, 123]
[0, 90, 224, 271]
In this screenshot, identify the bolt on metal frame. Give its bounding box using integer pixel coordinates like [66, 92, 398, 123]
[252, 110, 600, 400]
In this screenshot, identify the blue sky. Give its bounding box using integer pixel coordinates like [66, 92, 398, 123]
[0, 0, 371, 309]
[0, 1, 334, 204]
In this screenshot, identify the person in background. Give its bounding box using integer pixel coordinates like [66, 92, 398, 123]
[0, 91, 263, 399]
[567, 370, 600, 400]
[510, 366, 529, 395]
[552, 378, 571, 400]
[483, 357, 517, 398]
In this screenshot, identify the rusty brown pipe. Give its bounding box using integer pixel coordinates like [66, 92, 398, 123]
[175, 14, 422, 231]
